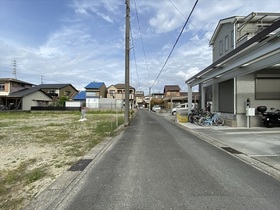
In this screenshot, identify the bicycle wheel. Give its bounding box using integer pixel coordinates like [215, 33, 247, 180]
[214, 116, 224, 126]
[188, 114, 194, 123]
[198, 117, 208, 126]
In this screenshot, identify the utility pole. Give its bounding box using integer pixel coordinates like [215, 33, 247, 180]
[124, 0, 130, 126]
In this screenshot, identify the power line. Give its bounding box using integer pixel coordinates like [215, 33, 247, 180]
[168, 0, 210, 41]
[150, 0, 199, 89]
[130, 29, 140, 89]
[133, 0, 150, 78]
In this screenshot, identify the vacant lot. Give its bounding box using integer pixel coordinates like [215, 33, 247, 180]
[0, 110, 124, 209]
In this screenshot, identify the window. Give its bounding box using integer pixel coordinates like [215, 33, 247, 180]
[219, 40, 223, 55]
[0, 83, 5, 91]
[86, 92, 98, 97]
[109, 90, 115, 96]
[256, 74, 280, 99]
[225, 35, 229, 51]
[64, 91, 70, 96]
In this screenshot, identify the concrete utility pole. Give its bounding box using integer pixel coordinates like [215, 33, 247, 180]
[124, 0, 130, 126]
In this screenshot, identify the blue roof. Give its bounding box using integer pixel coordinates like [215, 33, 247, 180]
[73, 91, 86, 100]
[85, 82, 104, 89]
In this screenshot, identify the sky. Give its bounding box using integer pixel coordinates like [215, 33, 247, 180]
[0, 0, 279, 95]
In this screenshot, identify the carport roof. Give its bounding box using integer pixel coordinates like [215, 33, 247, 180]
[185, 18, 280, 88]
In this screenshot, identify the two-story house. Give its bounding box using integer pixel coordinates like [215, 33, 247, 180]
[85, 82, 107, 98]
[185, 12, 280, 127]
[84, 82, 106, 108]
[0, 78, 52, 110]
[135, 91, 144, 108]
[35, 84, 78, 99]
[162, 85, 181, 109]
[107, 84, 135, 108]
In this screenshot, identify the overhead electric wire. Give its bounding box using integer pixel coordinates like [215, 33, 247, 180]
[168, 0, 209, 41]
[133, 0, 150, 78]
[130, 29, 141, 89]
[150, 0, 199, 89]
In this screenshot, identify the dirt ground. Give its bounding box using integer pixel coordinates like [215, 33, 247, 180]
[0, 111, 122, 209]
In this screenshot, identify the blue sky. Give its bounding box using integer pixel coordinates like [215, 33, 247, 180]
[0, 0, 279, 94]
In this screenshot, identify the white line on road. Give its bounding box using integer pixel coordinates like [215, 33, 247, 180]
[225, 131, 280, 135]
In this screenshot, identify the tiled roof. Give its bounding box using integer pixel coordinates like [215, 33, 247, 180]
[73, 91, 86, 100]
[85, 82, 105, 89]
[35, 84, 71, 89]
[164, 85, 181, 91]
[8, 87, 51, 98]
[0, 78, 34, 85]
[111, 83, 135, 90]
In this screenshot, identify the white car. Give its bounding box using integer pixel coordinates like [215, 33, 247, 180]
[152, 105, 161, 112]
[171, 103, 194, 115]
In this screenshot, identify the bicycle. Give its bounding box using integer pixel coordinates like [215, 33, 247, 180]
[199, 112, 224, 126]
[188, 109, 208, 125]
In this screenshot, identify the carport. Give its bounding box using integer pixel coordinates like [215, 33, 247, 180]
[185, 19, 280, 127]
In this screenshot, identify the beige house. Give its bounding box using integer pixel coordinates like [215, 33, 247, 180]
[135, 91, 144, 108]
[0, 78, 34, 109]
[164, 85, 181, 97]
[35, 84, 78, 99]
[0, 78, 53, 110]
[107, 84, 135, 107]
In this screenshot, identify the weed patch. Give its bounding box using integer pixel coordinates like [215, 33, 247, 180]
[0, 111, 124, 209]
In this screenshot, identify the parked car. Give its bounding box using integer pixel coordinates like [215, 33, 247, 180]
[171, 103, 194, 115]
[152, 105, 161, 112]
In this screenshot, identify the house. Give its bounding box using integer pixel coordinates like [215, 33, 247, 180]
[185, 12, 280, 127]
[35, 84, 78, 100]
[84, 82, 107, 98]
[107, 83, 135, 107]
[0, 78, 54, 110]
[135, 91, 145, 108]
[162, 85, 181, 109]
[0, 78, 34, 109]
[7, 88, 52, 110]
[164, 85, 181, 97]
[84, 81, 107, 108]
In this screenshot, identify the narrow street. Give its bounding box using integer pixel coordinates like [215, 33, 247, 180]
[58, 110, 280, 210]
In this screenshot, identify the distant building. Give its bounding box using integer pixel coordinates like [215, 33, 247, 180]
[107, 83, 135, 107]
[135, 91, 145, 108]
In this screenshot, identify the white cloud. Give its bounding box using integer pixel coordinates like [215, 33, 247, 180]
[1, 0, 280, 94]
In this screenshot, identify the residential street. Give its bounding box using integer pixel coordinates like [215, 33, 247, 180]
[56, 110, 280, 210]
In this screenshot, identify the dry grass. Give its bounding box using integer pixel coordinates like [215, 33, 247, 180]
[0, 110, 124, 209]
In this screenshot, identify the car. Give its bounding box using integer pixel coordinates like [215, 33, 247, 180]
[152, 105, 161, 112]
[171, 103, 194, 115]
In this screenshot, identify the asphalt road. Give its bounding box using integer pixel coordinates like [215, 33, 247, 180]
[58, 110, 280, 210]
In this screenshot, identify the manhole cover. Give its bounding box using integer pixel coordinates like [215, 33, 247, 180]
[221, 147, 243, 154]
[68, 159, 93, 171]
